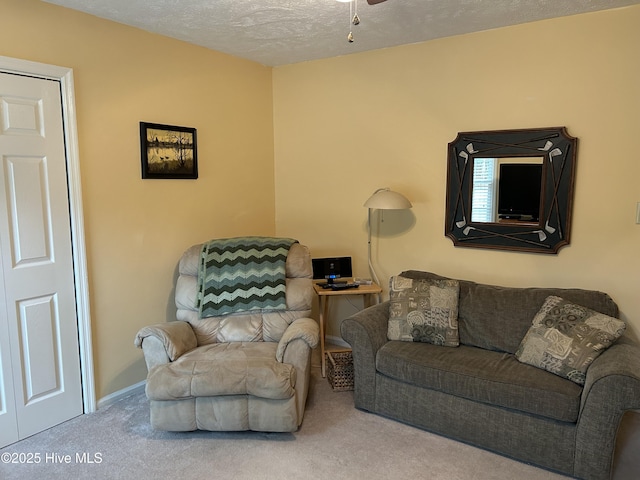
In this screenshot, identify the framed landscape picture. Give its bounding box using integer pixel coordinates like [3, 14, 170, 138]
[140, 122, 198, 179]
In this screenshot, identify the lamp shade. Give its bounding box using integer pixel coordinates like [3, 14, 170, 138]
[363, 188, 412, 210]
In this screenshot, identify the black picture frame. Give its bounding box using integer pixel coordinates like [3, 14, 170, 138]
[140, 122, 198, 179]
[445, 127, 577, 254]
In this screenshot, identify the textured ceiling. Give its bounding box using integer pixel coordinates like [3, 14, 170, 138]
[44, 0, 640, 66]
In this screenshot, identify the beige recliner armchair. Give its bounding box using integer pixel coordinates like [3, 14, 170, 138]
[135, 237, 319, 432]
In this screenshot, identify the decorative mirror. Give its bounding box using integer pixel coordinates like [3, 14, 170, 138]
[445, 127, 577, 254]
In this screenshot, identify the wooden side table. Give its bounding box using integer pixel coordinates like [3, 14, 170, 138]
[313, 282, 383, 377]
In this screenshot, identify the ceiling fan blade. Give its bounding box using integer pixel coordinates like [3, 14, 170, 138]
[367, 0, 387, 4]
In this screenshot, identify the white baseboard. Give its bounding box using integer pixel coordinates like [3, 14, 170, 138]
[97, 380, 146, 410]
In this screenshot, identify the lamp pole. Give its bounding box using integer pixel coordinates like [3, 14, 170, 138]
[367, 205, 381, 287]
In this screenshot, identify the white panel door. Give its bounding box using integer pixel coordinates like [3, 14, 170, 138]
[0, 249, 18, 447]
[0, 72, 83, 448]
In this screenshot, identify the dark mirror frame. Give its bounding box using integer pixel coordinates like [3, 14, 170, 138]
[445, 127, 577, 254]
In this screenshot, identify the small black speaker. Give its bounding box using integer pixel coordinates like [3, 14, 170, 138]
[312, 257, 353, 283]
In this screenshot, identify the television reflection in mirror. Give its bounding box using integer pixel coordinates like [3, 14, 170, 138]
[470, 157, 544, 224]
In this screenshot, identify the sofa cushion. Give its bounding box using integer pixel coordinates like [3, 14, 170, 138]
[400, 270, 620, 354]
[515, 296, 626, 385]
[375, 341, 582, 422]
[146, 342, 296, 401]
[387, 275, 460, 347]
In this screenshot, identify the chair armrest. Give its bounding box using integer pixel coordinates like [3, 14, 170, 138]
[340, 302, 390, 411]
[134, 321, 197, 362]
[278, 318, 318, 429]
[574, 337, 640, 480]
[276, 317, 319, 362]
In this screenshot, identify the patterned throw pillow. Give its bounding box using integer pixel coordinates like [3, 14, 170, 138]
[388, 275, 460, 347]
[515, 296, 626, 385]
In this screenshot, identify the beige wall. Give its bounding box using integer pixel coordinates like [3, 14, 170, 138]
[1, 0, 275, 399]
[273, 6, 640, 340]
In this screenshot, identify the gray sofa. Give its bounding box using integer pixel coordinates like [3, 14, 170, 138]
[341, 270, 640, 480]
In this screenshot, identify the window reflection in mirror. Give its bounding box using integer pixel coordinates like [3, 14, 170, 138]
[471, 157, 544, 224]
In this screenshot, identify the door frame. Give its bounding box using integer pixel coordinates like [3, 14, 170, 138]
[0, 55, 95, 413]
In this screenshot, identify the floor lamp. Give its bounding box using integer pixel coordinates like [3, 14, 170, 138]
[364, 188, 412, 288]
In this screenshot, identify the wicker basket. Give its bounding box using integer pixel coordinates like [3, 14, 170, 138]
[326, 351, 354, 391]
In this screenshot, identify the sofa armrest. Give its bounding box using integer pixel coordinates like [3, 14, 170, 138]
[276, 317, 319, 362]
[134, 321, 197, 368]
[574, 337, 640, 480]
[340, 302, 390, 411]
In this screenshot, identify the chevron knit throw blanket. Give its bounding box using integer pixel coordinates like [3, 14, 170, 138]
[196, 236, 298, 318]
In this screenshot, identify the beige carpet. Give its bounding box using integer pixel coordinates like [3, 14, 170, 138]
[1, 366, 637, 480]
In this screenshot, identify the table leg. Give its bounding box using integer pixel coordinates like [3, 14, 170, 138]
[319, 296, 328, 377]
[364, 292, 380, 309]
